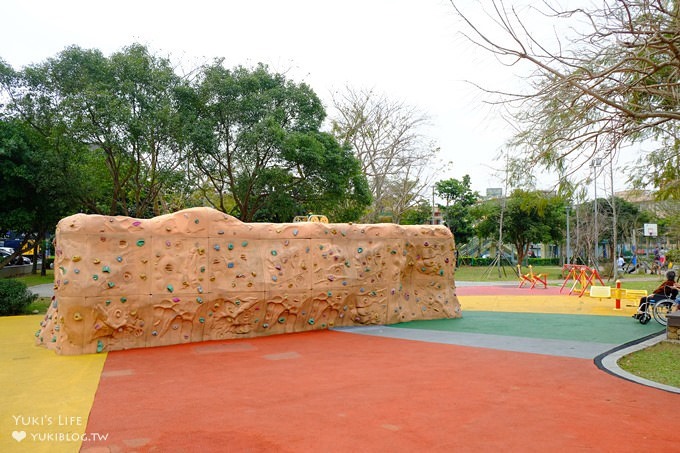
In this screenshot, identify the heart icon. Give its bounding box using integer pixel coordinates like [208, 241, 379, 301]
[12, 431, 26, 442]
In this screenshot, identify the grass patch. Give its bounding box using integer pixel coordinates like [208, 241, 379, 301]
[618, 341, 680, 388]
[10, 270, 54, 287]
[25, 297, 51, 315]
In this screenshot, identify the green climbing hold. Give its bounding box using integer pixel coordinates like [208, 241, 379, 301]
[199, 317, 205, 323]
[102, 266, 111, 273]
[96, 340, 104, 353]
[278, 317, 286, 323]
[271, 250, 278, 256]
[167, 284, 174, 293]
[107, 281, 115, 288]
[136, 239, 145, 247]
[241, 241, 248, 247]
[228, 243, 234, 250]
[308, 319, 315, 325]
[120, 297, 127, 303]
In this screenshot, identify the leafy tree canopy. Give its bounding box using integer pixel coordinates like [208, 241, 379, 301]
[435, 175, 479, 245]
[473, 189, 566, 264]
[189, 63, 370, 222]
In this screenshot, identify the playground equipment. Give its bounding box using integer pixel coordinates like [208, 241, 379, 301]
[293, 214, 329, 223]
[560, 264, 605, 296]
[517, 265, 548, 289]
[36, 207, 459, 355]
[588, 280, 648, 310]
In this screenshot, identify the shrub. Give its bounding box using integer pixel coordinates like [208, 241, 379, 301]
[0, 279, 38, 316]
[527, 257, 560, 266]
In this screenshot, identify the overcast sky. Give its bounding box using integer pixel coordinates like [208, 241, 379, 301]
[1, 0, 591, 195]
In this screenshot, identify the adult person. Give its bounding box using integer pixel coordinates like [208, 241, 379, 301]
[627, 254, 638, 274]
[633, 270, 679, 320]
[617, 255, 625, 270]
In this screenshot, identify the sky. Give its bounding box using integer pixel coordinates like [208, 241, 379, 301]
[0, 0, 622, 197]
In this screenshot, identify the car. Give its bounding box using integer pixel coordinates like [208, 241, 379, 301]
[0, 249, 31, 266]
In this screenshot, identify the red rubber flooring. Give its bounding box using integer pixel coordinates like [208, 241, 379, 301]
[84, 329, 678, 452]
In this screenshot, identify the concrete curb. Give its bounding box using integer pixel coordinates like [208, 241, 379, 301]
[595, 331, 680, 394]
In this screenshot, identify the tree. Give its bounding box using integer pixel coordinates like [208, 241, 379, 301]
[400, 199, 433, 225]
[474, 189, 566, 264]
[0, 118, 83, 274]
[435, 175, 480, 245]
[330, 87, 437, 223]
[450, 0, 680, 193]
[1, 44, 189, 217]
[599, 197, 645, 257]
[188, 63, 370, 222]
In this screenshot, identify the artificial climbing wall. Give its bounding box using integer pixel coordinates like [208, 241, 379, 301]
[36, 208, 460, 355]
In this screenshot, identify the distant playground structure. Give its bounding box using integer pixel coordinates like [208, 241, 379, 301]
[559, 264, 648, 309]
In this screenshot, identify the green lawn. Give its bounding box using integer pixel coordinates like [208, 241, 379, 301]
[618, 341, 680, 388]
[11, 269, 54, 287]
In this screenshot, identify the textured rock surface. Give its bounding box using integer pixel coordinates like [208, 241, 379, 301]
[36, 208, 460, 355]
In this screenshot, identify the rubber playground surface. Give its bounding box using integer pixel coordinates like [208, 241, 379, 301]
[1, 283, 679, 452]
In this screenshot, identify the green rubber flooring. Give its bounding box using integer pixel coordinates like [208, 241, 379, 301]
[392, 311, 664, 345]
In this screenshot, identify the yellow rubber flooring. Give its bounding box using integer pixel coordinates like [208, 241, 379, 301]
[461, 294, 640, 316]
[0, 315, 106, 452]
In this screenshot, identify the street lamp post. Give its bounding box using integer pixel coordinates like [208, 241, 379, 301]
[590, 158, 602, 267]
[565, 205, 571, 265]
[431, 185, 436, 225]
